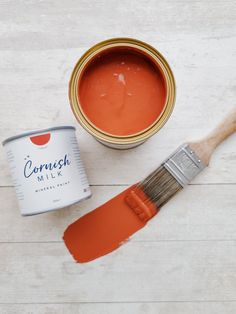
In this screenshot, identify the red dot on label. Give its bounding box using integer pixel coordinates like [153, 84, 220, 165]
[30, 133, 51, 145]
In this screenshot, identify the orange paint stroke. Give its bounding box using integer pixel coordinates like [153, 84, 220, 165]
[63, 185, 157, 263]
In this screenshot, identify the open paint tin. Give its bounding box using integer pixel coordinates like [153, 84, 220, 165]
[2, 126, 91, 216]
[69, 38, 176, 149]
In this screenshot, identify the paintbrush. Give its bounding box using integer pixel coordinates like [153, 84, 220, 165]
[64, 108, 236, 262]
[128, 107, 236, 221]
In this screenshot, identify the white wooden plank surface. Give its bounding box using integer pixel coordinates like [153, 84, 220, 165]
[1, 241, 236, 303]
[0, 0, 236, 313]
[1, 302, 236, 314]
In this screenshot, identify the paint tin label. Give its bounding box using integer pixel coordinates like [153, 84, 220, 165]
[4, 127, 91, 215]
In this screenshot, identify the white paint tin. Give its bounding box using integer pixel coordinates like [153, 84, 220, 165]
[2, 126, 91, 216]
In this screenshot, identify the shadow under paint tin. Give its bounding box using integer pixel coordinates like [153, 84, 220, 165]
[69, 38, 176, 149]
[2, 126, 91, 216]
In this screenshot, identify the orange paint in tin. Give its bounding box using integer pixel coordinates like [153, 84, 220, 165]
[79, 48, 167, 136]
[69, 38, 176, 149]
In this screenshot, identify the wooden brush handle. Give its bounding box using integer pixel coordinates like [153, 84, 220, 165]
[188, 107, 236, 165]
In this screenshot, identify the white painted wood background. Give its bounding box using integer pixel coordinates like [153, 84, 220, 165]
[0, 0, 236, 313]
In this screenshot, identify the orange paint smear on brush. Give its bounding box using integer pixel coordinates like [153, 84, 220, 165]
[78, 48, 166, 136]
[63, 185, 158, 263]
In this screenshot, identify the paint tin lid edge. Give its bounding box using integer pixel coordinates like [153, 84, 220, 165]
[2, 125, 76, 146]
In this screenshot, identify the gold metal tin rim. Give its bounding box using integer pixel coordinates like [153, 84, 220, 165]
[69, 37, 176, 145]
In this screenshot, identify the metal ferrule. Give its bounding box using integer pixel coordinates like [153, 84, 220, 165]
[163, 144, 206, 187]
